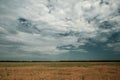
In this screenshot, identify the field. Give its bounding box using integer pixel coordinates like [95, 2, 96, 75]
[0, 62, 120, 80]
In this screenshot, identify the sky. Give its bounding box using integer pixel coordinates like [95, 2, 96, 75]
[0, 0, 120, 61]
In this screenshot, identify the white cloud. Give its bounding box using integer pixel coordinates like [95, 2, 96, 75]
[0, 0, 120, 55]
[5, 31, 78, 54]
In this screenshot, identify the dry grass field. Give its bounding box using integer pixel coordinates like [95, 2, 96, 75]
[0, 62, 120, 80]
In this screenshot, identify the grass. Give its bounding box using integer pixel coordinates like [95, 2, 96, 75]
[81, 75, 85, 80]
[0, 62, 120, 67]
[44, 62, 120, 67]
[0, 62, 120, 80]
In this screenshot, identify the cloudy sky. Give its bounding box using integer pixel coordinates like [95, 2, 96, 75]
[0, 0, 120, 61]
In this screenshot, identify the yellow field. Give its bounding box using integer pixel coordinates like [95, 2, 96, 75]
[0, 62, 120, 80]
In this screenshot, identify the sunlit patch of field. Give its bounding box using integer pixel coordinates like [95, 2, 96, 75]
[0, 62, 120, 80]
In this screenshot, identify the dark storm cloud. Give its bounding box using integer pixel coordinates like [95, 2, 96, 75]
[17, 18, 41, 33]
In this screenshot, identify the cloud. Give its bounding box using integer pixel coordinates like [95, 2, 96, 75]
[0, 0, 120, 60]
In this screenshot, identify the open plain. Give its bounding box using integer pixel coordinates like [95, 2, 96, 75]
[0, 62, 120, 80]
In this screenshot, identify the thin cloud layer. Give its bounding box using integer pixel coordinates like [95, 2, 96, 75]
[0, 0, 120, 60]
